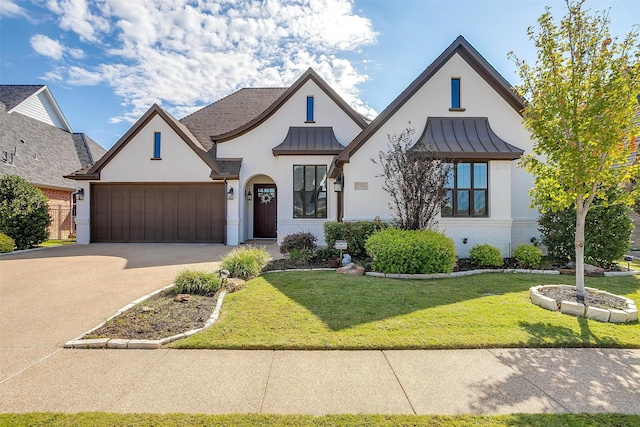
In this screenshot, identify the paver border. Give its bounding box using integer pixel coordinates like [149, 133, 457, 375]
[529, 284, 638, 323]
[64, 284, 227, 349]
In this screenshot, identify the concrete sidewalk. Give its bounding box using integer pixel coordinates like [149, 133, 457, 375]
[1, 348, 639, 415]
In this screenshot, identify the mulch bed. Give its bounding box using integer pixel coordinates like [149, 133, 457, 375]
[84, 290, 219, 341]
[538, 286, 628, 310]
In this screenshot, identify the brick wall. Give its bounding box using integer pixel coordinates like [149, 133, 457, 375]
[38, 187, 74, 239]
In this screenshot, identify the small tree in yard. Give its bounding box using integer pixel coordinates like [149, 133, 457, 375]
[372, 127, 452, 230]
[0, 175, 50, 250]
[509, 0, 640, 301]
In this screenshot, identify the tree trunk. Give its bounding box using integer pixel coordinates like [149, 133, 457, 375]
[575, 207, 587, 302]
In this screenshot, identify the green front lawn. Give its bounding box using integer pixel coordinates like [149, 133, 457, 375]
[39, 239, 76, 247]
[172, 271, 640, 350]
[2, 413, 638, 427]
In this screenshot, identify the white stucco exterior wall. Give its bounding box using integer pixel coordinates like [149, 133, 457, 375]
[343, 53, 539, 257]
[217, 79, 364, 246]
[100, 115, 213, 182]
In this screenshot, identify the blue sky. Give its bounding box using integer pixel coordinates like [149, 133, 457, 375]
[1, 0, 638, 149]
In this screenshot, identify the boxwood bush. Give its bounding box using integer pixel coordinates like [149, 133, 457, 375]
[0, 233, 15, 253]
[513, 244, 543, 269]
[0, 175, 50, 249]
[220, 246, 270, 280]
[469, 243, 503, 267]
[365, 228, 456, 274]
[323, 219, 388, 259]
[173, 270, 222, 295]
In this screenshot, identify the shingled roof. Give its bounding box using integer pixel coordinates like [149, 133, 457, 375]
[0, 100, 106, 189]
[0, 85, 45, 111]
[180, 88, 288, 149]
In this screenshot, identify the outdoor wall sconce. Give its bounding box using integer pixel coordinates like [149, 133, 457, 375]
[246, 190, 252, 201]
[227, 187, 234, 200]
[75, 188, 84, 201]
[334, 175, 343, 192]
[462, 238, 468, 244]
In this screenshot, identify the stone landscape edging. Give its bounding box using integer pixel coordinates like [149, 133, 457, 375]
[529, 284, 638, 323]
[364, 268, 562, 279]
[64, 285, 227, 350]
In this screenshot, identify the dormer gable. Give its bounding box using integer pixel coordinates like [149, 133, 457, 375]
[334, 36, 526, 174]
[0, 85, 72, 132]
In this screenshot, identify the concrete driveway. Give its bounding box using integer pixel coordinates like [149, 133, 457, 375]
[0, 243, 279, 379]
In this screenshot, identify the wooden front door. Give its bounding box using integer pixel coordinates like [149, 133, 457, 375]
[253, 184, 277, 238]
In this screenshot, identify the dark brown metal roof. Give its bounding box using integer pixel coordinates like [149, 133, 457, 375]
[272, 127, 344, 156]
[180, 88, 288, 149]
[412, 117, 524, 160]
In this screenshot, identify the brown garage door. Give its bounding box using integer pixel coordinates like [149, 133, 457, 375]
[91, 183, 225, 243]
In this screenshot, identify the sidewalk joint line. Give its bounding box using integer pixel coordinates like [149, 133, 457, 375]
[259, 350, 276, 413]
[0, 348, 62, 386]
[486, 349, 572, 413]
[382, 350, 417, 414]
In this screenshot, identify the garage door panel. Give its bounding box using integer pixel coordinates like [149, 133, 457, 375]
[91, 184, 225, 243]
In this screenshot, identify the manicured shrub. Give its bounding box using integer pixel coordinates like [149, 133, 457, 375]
[469, 244, 503, 267]
[538, 195, 632, 268]
[513, 244, 543, 268]
[0, 175, 50, 250]
[220, 246, 270, 280]
[173, 270, 222, 295]
[324, 219, 388, 259]
[0, 233, 15, 253]
[365, 228, 456, 274]
[280, 232, 317, 254]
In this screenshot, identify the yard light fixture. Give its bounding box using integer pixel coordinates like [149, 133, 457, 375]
[227, 187, 234, 200]
[246, 190, 252, 201]
[75, 188, 84, 201]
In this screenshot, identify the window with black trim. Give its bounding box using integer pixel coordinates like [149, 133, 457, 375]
[451, 78, 461, 109]
[153, 132, 161, 159]
[441, 162, 487, 217]
[306, 96, 314, 122]
[293, 165, 327, 218]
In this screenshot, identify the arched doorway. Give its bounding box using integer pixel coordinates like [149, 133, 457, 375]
[253, 183, 277, 238]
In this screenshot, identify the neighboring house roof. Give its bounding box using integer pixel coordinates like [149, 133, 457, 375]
[69, 104, 240, 181]
[202, 68, 369, 143]
[333, 36, 526, 174]
[0, 85, 72, 132]
[180, 88, 288, 149]
[0, 100, 106, 190]
[411, 117, 524, 160]
[272, 127, 344, 156]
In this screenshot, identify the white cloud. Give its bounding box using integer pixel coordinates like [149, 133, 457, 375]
[0, 0, 29, 19]
[30, 34, 65, 60]
[30, 34, 86, 61]
[41, 0, 378, 122]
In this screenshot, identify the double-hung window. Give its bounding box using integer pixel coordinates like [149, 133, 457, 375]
[442, 162, 488, 217]
[293, 165, 327, 218]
